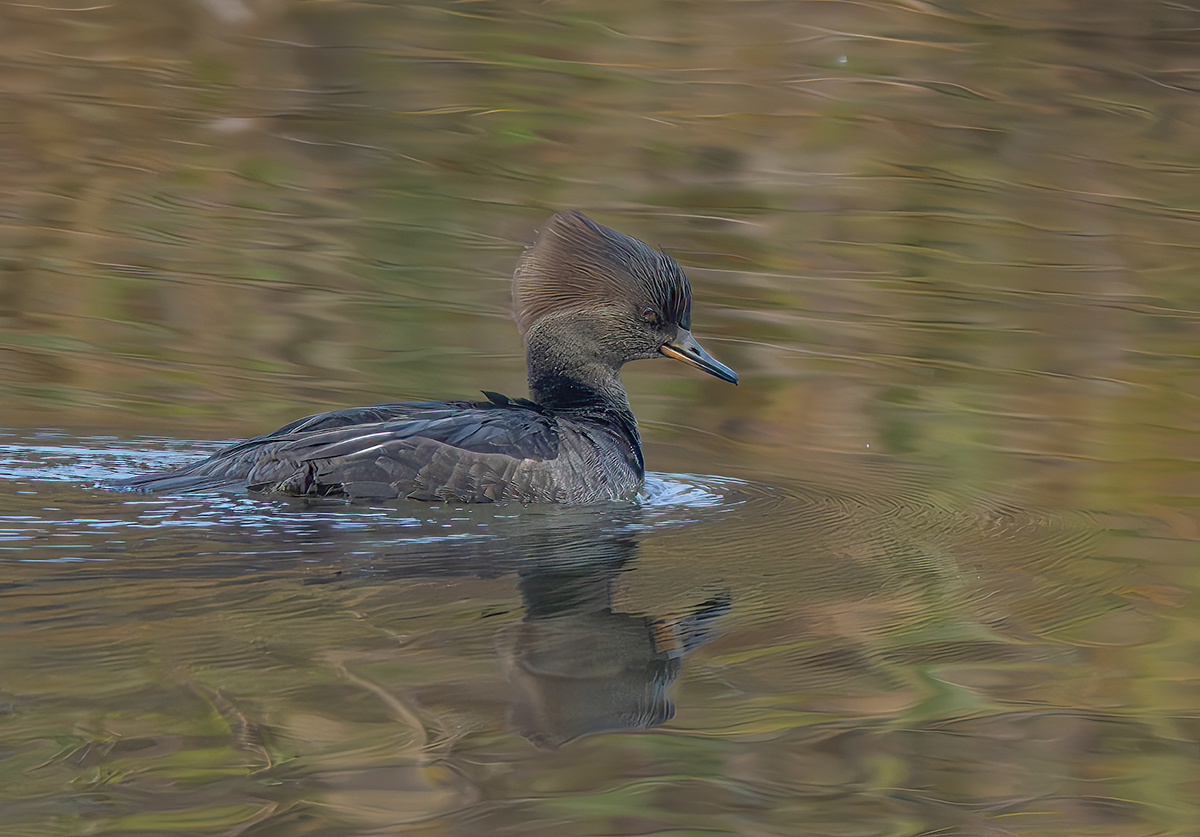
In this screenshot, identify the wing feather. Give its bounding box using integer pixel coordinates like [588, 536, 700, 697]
[109, 398, 576, 500]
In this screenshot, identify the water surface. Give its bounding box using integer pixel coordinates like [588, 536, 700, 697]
[2, 1, 1200, 834]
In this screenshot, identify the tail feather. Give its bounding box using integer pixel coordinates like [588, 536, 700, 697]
[104, 470, 244, 493]
[104, 447, 263, 493]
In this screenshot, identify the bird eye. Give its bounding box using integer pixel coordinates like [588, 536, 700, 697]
[641, 307, 662, 325]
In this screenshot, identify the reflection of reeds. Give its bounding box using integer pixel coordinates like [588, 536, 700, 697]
[1, 428, 1190, 835]
[3, 3, 1199, 834]
[630, 476, 1119, 698]
[2, 1, 1194, 528]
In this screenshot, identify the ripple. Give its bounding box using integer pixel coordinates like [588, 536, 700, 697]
[0, 432, 211, 484]
[641, 472, 741, 509]
[0, 431, 1108, 609]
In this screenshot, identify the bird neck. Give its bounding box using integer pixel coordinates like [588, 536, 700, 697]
[523, 318, 633, 417]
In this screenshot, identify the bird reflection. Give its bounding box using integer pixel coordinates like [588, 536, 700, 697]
[310, 502, 729, 749]
[498, 538, 728, 749]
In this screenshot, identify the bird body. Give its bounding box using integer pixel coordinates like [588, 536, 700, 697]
[109, 211, 736, 503]
[130, 394, 643, 503]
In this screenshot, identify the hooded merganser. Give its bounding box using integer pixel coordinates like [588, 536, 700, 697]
[109, 211, 737, 503]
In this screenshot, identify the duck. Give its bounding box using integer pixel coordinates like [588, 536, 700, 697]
[108, 210, 737, 503]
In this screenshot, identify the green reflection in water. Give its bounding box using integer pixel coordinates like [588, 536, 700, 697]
[2, 0, 1199, 834]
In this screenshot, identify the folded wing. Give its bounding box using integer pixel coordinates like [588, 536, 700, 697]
[110, 398, 571, 502]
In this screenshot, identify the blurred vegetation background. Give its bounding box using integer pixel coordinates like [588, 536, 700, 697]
[3, 3, 1200, 833]
[1, 0, 1198, 515]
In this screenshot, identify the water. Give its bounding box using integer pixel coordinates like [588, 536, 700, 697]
[1, 430, 1187, 834]
[3, 1, 1200, 834]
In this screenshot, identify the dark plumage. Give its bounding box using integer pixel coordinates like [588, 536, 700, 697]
[108, 211, 737, 503]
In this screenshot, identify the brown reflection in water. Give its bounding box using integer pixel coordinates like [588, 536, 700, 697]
[0, 454, 1192, 834]
[2, 0, 1196, 496]
[2, 0, 1200, 833]
[500, 555, 728, 749]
